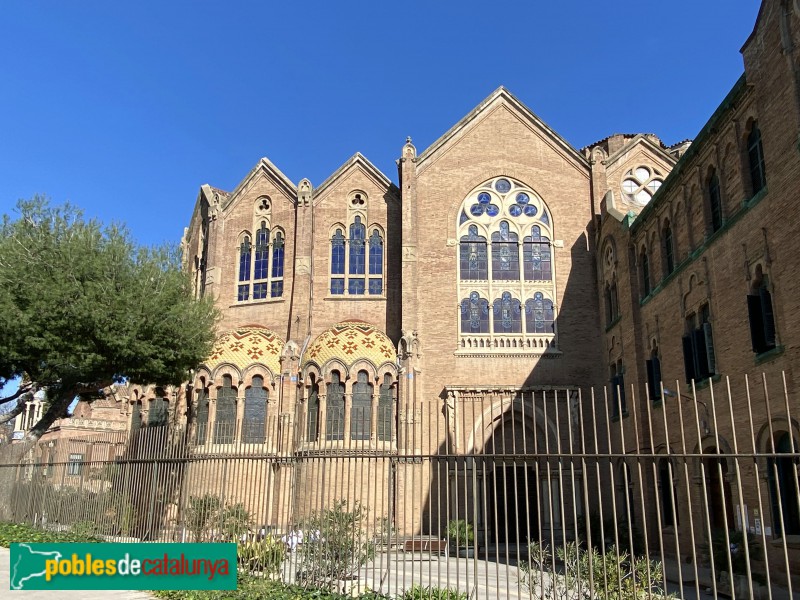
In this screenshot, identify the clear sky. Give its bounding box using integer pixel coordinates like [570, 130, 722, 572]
[0, 1, 762, 247]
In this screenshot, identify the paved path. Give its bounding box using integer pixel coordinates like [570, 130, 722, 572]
[0, 547, 154, 598]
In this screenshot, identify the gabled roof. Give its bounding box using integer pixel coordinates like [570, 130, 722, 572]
[602, 134, 678, 169]
[416, 86, 589, 171]
[313, 152, 398, 201]
[221, 157, 297, 211]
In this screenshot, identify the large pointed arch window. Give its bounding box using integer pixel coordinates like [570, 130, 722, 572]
[326, 371, 345, 441]
[243, 376, 268, 444]
[236, 222, 284, 302]
[237, 236, 252, 301]
[456, 176, 557, 353]
[348, 216, 366, 294]
[368, 230, 383, 295]
[194, 389, 208, 445]
[378, 374, 394, 442]
[330, 214, 384, 297]
[747, 122, 766, 196]
[307, 375, 320, 442]
[214, 375, 236, 444]
[351, 370, 372, 441]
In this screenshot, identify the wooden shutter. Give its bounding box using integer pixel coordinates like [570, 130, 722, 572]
[702, 322, 716, 376]
[760, 287, 776, 349]
[682, 335, 695, 383]
[747, 294, 765, 353]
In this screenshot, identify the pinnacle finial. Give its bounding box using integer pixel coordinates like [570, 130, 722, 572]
[406, 136, 412, 144]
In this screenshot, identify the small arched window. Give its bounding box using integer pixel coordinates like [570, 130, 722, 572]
[460, 292, 490, 333]
[131, 401, 142, 432]
[330, 229, 346, 295]
[491, 221, 519, 280]
[747, 123, 766, 196]
[214, 375, 237, 444]
[351, 370, 372, 441]
[271, 232, 284, 298]
[348, 216, 366, 294]
[663, 221, 675, 275]
[238, 236, 252, 301]
[640, 247, 651, 297]
[525, 293, 555, 334]
[243, 375, 268, 444]
[459, 225, 488, 280]
[148, 394, 168, 427]
[708, 172, 722, 233]
[368, 230, 383, 295]
[523, 226, 551, 281]
[747, 267, 777, 355]
[253, 222, 270, 299]
[195, 389, 208, 445]
[610, 360, 625, 417]
[378, 374, 393, 442]
[493, 291, 522, 333]
[325, 371, 345, 441]
[307, 375, 320, 442]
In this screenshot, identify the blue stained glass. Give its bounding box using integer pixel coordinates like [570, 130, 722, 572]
[470, 204, 485, 216]
[486, 204, 500, 217]
[270, 281, 283, 298]
[349, 217, 366, 275]
[237, 284, 249, 302]
[541, 211, 550, 225]
[516, 193, 530, 204]
[368, 230, 383, 274]
[253, 282, 267, 299]
[478, 192, 491, 204]
[493, 291, 522, 333]
[330, 278, 345, 295]
[509, 204, 523, 217]
[331, 229, 345, 275]
[238, 237, 252, 283]
[254, 225, 269, 280]
[271, 233, 284, 278]
[459, 210, 468, 225]
[524, 205, 538, 217]
[495, 178, 511, 193]
[460, 291, 489, 333]
[369, 278, 383, 295]
[349, 278, 365, 295]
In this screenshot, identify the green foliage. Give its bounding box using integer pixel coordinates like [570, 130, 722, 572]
[443, 519, 473, 549]
[237, 536, 286, 576]
[0, 198, 217, 436]
[519, 541, 674, 600]
[704, 529, 761, 581]
[296, 499, 376, 591]
[399, 585, 467, 600]
[185, 494, 221, 542]
[220, 503, 251, 541]
[0, 521, 102, 547]
[152, 575, 387, 599]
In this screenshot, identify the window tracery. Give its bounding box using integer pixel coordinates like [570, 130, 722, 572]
[329, 205, 384, 297]
[456, 176, 557, 353]
[621, 166, 663, 205]
[236, 218, 284, 302]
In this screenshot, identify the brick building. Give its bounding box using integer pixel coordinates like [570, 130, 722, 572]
[125, 0, 799, 555]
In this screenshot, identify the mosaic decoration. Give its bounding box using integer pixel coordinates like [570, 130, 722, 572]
[302, 320, 396, 368]
[203, 325, 285, 375]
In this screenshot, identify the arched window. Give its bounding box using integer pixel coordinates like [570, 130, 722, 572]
[493, 292, 522, 333]
[525, 293, 554, 334]
[307, 375, 320, 442]
[663, 221, 675, 275]
[325, 371, 344, 441]
[378, 374, 393, 442]
[237, 235, 252, 301]
[348, 216, 366, 294]
[214, 375, 236, 444]
[456, 177, 557, 352]
[459, 225, 488, 280]
[148, 394, 168, 427]
[646, 346, 662, 401]
[747, 123, 766, 196]
[523, 225, 551, 281]
[708, 172, 722, 233]
[195, 388, 208, 445]
[243, 375, 267, 444]
[271, 232, 284, 298]
[640, 247, 651, 297]
[610, 360, 625, 417]
[368, 229, 383, 295]
[460, 292, 490, 333]
[491, 222, 520, 280]
[253, 222, 270, 299]
[604, 284, 613, 326]
[131, 401, 142, 432]
[658, 458, 678, 527]
[330, 229, 346, 295]
[768, 433, 800, 536]
[747, 268, 777, 355]
[351, 370, 372, 441]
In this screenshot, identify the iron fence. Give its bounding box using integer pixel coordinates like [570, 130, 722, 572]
[1, 373, 799, 599]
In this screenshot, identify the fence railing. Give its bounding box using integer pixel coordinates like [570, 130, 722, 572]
[1, 372, 799, 599]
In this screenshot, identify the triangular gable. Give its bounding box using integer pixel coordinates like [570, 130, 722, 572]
[603, 134, 678, 170]
[416, 86, 589, 173]
[740, 0, 771, 53]
[313, 152, 398, 202]
[221, 157, 297, 212]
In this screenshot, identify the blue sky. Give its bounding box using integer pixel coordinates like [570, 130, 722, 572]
[0, 1, 761, 247]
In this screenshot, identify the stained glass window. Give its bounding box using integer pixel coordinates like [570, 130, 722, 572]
[254, 223, 269, 280]
[307, 376, 320, 442]
[238, 236, 251, 301]
[351, 370, 372, 441]
[326, 371, 345, 441]
[331, 229, 345, 275]
[369, 230, 383, 274]
[493, 292, 522, 333]
[491, 221, 520, 280]
[460, 225, 488, 280]
[460, 292, 490, 333]
[523, 226, 552, 280]
[242, 376, 267, 443]
[195, 390, 207, 445]
[378, 374, 393, 442]
[525, 293, 555, 334]
[214, 375, 236, 444]
[349, 216, 366, 275]
[271, 232, 284, 277]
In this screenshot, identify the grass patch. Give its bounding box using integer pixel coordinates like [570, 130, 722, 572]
[0, 521, 103, 547]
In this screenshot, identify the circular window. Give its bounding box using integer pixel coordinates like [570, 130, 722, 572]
[621, 166, 663, 205]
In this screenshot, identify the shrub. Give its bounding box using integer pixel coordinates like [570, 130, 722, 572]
[295, 499, 376, 592]
[443, 519, 473, 550]
[185, 494, 221, 542]
[0, 521, 102, 547]
[237, 536, 285, 577]
[220, 503, 251, 542]
[400, 584, 467, 600]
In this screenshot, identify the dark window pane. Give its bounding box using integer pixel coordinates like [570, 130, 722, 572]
[254, 224, 269, 280]
[253, 282, 267, 300]
[525, 293, 554, 334]
[349, 278, 365, 295]
[270, 281, 283, 298]
[214, 380, 237, 444]
[351, 371, 372, 440]
[238, 284, 249, 302]
[326, 373, 344, 441]
[271, 233, 284, 278]
[349, 217, 366, 275]
[368, 278, 383, 295]
[369, 230, 383, 274]
[460, 225, 487, 280]
[243, 377, 267, 443]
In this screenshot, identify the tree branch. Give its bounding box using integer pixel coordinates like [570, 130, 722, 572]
[0, 401, 25, 425]
[24, 388, 74, 442]
[0, 383, 33, 407]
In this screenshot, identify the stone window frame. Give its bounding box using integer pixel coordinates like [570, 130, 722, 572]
[456, 176, 558, 355]
[747, 263, 778, 355]
[621, 165, 664, 205]
[745, 119, 766, 198]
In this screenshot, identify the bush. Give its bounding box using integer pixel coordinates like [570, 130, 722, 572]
[220, 503, 251, 542]
[0, 521, 102, 547]
[295, 499, 376, 592]
[400, 584, 467, 600]
[237, 536, 285, 577]
[185, 494, 221, 542]
[152, 575, 387, 599]
[443, 519, 473, 550]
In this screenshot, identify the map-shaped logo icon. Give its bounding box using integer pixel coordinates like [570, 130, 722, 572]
[10, 543, 63, 590]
